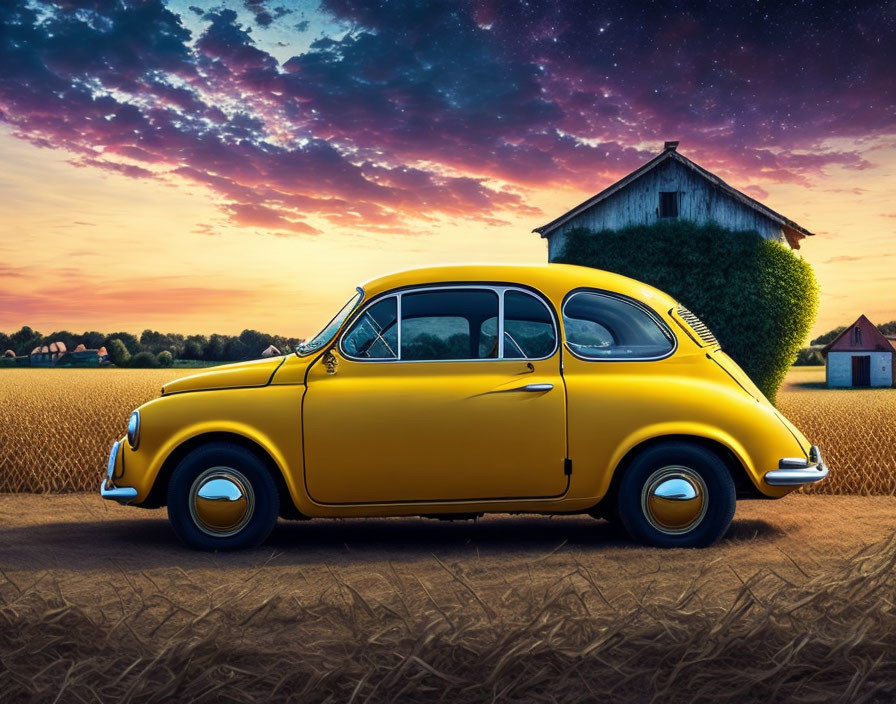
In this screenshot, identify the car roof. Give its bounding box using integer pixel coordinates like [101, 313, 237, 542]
[359, 263, 678, 314]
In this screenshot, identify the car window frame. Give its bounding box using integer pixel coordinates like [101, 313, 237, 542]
[339, 283, 559, 363]
[561, 288, 678, 362]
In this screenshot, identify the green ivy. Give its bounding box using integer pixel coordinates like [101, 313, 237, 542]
[555, 221, 818, 403]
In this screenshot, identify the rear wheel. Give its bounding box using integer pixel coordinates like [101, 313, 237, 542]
[167, 442, 279, 550]
[616, 441, 735, 548]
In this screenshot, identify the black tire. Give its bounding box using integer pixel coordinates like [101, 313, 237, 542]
[616, 441, 735, 548]
[167, 442, 279, 550]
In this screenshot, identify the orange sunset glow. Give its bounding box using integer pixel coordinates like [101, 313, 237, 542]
[1, 2, 894, 341]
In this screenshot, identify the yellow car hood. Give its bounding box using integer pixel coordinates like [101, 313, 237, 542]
[161, 357, 286, 395]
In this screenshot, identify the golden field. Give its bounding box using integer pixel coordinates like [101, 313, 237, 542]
[0, 368, 196, 493]
[0, 366, 894, 495]
[776, 367, 896, 495]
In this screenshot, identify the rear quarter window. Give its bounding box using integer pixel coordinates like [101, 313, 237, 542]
[562, 291, 675, 360]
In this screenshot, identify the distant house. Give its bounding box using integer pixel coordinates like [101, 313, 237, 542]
[28, 342, 109, 367]
[534, 141, 815, 260]
[57, 349, 107, 367]
[30, 341, 67, 366]
[261, 345, 281, 357]
[823, 315, 895, 388]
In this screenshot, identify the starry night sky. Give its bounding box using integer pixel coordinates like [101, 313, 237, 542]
[0, 0, 894, 334]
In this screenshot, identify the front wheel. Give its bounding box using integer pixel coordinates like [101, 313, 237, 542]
[616, 441, 735, 548]
[167, 442, 279, 550]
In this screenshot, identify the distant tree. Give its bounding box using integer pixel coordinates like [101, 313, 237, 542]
[44, 330, 78, 351]
[106, 332, 140, 355]
[80, 331, 105, 349]
[140, 329, 165, 353]
[141, 329, 185, 357]
[130, 351, 158, 368]
[156, 350, 173, 367]
[204, 334, 226, 361]
[182, 340, 203, 360]
[106, 338, 131, 367]
[0, 332, 9, 353]
[810, 326, 846, 347]
[878, 320, 896, 338]
[794, 348, 824, 366]
[10, 326, 42, 356]
[224, 336, 249, 361]
[239, 329, 273, 357]
[187, 334, 208, 344]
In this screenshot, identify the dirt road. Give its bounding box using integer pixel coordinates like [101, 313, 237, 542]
[1, 494, 894, 702]
[0, 493, 893, 597]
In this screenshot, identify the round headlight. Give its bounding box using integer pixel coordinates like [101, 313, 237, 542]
[127, 410, 140, 450]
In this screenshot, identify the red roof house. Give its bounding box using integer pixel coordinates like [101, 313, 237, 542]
[822, 315, 895, 388]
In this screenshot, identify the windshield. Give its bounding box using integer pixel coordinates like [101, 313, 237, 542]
[297, 288, 364, 356]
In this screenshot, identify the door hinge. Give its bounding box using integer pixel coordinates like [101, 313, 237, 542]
[564, 458, 572, 476]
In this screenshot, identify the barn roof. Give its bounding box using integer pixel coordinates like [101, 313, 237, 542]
[823, 314, 896, 355]
[533, 143, 815, 249]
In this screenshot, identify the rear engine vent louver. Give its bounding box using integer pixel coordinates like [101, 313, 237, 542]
[676, 305, 718, 347]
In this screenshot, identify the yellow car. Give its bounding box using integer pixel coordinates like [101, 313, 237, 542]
[101, 264, 827, 549]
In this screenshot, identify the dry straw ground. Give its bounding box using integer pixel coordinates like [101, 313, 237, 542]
[0, 366, 893, 494]
[0, 495, 894, 703]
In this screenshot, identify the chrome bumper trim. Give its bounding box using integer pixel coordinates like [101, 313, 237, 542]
[100, 479, 138, 504]
[764, 445, 829, 486]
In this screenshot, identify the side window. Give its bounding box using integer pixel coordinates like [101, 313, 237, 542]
[503, 290, 556, 359]
[342, 296, 398, 359]
[563, 291, 674, 359]
[401, 290, 499, 361]
[479, 317, 499, 358]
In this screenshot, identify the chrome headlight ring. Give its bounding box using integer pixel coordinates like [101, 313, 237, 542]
[127, 410, 140, 450]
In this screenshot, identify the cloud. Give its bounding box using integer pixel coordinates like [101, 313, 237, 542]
[0, 0, 892, 241]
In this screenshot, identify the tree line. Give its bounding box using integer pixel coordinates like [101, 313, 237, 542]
[0, 326, 304, 367]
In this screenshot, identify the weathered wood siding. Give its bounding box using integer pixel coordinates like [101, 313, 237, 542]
[547, 159, 786, 260]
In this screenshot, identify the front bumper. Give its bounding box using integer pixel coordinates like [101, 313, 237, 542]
[100, 479, 138, 504]
[99, 440, 138, 504]
[764, 445, 829, 486]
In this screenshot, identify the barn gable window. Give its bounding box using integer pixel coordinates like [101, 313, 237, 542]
[659, 191, 679, 218]
[853, 326, 862, 345]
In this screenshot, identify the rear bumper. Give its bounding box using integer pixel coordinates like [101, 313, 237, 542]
[764, 445, 829, 486]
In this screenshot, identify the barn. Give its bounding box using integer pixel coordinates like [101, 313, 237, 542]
[823, 315, 896, 388]
[534, 142, 815, 259]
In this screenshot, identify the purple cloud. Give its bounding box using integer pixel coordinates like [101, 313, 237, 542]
[0, 0, 893, 238]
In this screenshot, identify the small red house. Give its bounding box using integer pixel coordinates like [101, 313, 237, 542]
[822, 315, 896, 388]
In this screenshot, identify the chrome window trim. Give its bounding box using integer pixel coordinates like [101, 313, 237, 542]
[338, 284, 559, 363]
[297, 287, 365, 357]
[561, 289, 678, 363]
[339, 293, 400, 361]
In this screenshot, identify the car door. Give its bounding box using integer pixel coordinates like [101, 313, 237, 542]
[302, 285, 568, 504]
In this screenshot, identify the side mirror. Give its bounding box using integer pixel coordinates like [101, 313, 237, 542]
[323, 347, 339, 375]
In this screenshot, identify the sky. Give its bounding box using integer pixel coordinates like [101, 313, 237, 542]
[0, 0, 894, 340]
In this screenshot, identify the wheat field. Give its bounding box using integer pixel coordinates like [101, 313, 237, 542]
[776, 367, 896, 495]
[0, 366, 894, 495]
[0, 368, 196, 492]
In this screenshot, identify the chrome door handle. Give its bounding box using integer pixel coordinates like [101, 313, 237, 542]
[518, 383, 553, 392]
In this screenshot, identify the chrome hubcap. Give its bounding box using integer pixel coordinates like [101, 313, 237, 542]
[641, 466, 708, 535]
[189, 467, 255, 537]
